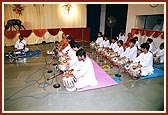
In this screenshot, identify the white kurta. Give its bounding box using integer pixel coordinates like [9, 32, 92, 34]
[15, 39, 29, 52]
[115, 46, 124, 56]
[109, 42, 118, 51]
[72, 57, 98, 89]
[133, 52, 154, 76]
[95, 37, 103, 46]
[153, 48, 164, 63]
[118, 34, 126, 43]
[120, 46, 137, 61]
[149, 43, 154, 53]
[67, 49, 78, 68]
[102, 40, 110, 48]
[62, 44, 71, 54]
[135, 41, 140, 49]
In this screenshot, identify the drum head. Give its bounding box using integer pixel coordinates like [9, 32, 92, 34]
[112, 57, 118, 62]
[124, 64, 130, 70]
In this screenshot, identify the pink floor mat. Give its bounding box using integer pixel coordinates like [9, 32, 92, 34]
[77, 59, 118, 91]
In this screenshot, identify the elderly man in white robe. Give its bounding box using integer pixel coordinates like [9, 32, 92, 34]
[65, 48, 98, 89]
[130, 43, 154, 79]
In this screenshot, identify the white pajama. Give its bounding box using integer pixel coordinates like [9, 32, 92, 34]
[15, 39, 29, 52]
[72, 57, 98, 89]
[133, 52, 154, 76]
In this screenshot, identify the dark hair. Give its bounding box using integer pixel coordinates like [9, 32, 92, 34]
[147, 38, 153, 43]
[133, 36, 138, 41]
[129, 39, 136, 44]
[69, 40, 75, 47]
[128, 32, 132, 35]
[160, 42, 164, 48]
[19, 34, 23, 39]
[71, 42, 80, 49]
[76, 48, 86, 57]
[112, 37, 118, 41]
[103, 35, 109, 39]
[140, 43, 150, 51]
[98, 32, 102, 36]
[67, 35, 73, 41]
[117, 40, 123, 45]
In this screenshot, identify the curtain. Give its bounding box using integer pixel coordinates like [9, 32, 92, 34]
[4, 4, 86, 30]
[3, 4, 88, 46]
[4, 28, 90, 46]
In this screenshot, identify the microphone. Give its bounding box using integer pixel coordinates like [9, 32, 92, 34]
[47, 75, 55, 81]
[47, 71, 64, 81]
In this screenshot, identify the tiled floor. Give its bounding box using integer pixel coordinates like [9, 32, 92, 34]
[3, 42, 165, 112]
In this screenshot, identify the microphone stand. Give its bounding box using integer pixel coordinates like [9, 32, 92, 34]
[52, 68, 62, 89]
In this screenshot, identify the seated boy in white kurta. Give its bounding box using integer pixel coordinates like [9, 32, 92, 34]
[132, 43, 154, 78]
[153, 42, 164, 64]
[70, 48, 98, 89]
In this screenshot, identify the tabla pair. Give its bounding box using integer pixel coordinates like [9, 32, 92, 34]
[124, 63, 141, 80]
[62, 76, 77, 92]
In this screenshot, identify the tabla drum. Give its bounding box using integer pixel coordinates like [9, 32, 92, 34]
[110, 52, 118, 58]
[58, 64, 69, 72]
[128, 66, 141, 78]
[63, 76, 77, 92]
[124, 64, 131, 73]
[58, 51, 63, 56]
[153, 56, 160, 64]
[117, 58, 127, 66]
[112, 57, 118, 66]
[96, 47, 103, 55]
[124, 64, 130, 71]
